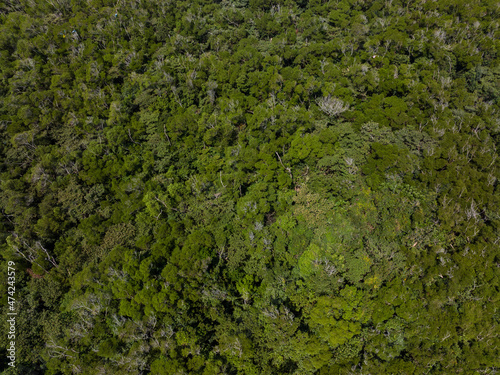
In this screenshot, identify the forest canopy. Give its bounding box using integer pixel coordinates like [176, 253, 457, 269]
[0, 0, 499, 373]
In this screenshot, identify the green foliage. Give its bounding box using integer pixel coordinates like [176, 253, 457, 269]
[0, 0, 499, 373]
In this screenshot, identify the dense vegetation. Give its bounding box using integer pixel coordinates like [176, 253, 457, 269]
[1, 0, 499, 373]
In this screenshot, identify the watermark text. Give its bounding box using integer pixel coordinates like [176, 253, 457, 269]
[6, 261, 16, 368]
